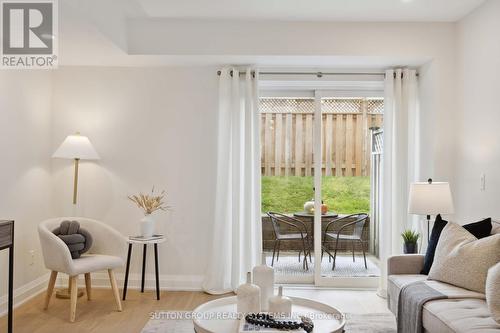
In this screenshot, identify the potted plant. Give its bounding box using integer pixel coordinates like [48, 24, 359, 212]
[128, 187, 169, 237]
[401, 229, 420, 254]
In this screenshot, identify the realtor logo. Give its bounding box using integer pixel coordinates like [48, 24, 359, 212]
[1, 0, 58, 68]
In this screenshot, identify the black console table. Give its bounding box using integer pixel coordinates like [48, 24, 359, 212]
[0, 220, 14, 333]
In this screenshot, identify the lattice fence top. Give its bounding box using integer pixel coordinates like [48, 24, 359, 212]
[368, 99, 384, 114]
[259, 98, 314, 114]
[260, 97, 384, 114]
[321, 99, 361, 114]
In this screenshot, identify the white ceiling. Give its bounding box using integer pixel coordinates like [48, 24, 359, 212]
[136, 0, 485, 22]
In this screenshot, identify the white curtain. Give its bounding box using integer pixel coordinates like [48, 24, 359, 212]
[378, 68, 420, 296]
[203, 67, 262, 295]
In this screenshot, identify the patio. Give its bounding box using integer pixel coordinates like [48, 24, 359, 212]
[262, 213, 380, 283]
[265, 252, 381, 284]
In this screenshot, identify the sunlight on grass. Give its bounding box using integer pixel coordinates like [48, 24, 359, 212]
[261, 176, 370, 214]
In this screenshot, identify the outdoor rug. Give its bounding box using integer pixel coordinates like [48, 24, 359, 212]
[141, 311, 396, 332]
[266, 253, 381, 284]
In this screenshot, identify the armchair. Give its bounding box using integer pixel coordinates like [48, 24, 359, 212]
[38, 217, 127, 322]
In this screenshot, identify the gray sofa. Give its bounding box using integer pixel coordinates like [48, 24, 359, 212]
[387, 222, 500, 333]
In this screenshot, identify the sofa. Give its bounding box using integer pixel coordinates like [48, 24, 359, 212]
[387, 221, 500, 333]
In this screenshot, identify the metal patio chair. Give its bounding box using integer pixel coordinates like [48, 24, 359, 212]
[267, 212, 312, 271]
[321, 213, 369, 270]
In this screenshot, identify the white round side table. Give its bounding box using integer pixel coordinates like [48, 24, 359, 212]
[122, 237, 166, 301]
[193, 295, 345, 333]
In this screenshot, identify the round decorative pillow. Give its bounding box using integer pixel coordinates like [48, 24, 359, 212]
[53, 220, 93, 259]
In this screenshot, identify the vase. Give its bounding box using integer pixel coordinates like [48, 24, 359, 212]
[140, 214, 155, 237]
[269, 286, 292, 317]
[236, 272, 261, 314]
[252, 253, 275, 311]
[303, 201, 315, 214]
[403, 242, 418, 254]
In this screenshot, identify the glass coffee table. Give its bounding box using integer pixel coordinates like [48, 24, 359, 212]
[193, 296, 345, 333]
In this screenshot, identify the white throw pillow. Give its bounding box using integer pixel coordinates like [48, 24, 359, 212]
[486, 263, 500, 323]
[428, 222, 500, 293]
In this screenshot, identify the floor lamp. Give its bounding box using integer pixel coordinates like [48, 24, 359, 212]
[408, 179, 455, 244]
[52, 132, 100, 298]
[52, 132, 100, 204]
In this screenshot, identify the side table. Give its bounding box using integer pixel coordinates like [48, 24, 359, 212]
[122, 237, 166, 301]
[0, 220, 14, 333]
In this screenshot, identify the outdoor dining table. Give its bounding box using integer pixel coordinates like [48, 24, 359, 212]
[293, 211, 339, 245]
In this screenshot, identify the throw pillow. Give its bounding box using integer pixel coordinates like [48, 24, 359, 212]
[428, 222, 500, 293]
[420, 215, 492, 274]
[486, 262, 500, 323]
[53, 220, 93, 259]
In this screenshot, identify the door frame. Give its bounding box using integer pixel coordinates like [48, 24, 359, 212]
[259, 86, 383, 288]
[313, 90, 382, 288]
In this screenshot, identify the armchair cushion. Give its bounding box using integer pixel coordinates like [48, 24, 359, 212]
[70, 254, 124, 276]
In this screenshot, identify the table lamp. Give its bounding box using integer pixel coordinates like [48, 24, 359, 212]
[408, 179, 454, 242]
[52, 132, 100, 204]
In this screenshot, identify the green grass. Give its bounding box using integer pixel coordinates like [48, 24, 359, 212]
[261, 176, 370, 214]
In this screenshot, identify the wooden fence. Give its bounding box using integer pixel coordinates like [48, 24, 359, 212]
[260, 98, 383, 177]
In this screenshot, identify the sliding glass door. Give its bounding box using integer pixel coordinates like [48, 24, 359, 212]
[260, 89, 383, 288]
[313, 91, 382, 288]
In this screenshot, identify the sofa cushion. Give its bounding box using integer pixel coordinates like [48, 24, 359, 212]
[428, 222, 500, 293]
[493, 221, 500, 235]
[423, 298, 500, 333]
[486, 263, 500, 323]
[387, 274, 427, 315]
[421, 215, 493, 275]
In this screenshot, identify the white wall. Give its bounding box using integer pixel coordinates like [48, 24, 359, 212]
[454, 0, 500, 222]
[51, 66, 219, 287]
[0, 71, 53, 311]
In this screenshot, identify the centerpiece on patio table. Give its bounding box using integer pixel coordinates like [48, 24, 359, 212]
[303, 200, 329, 214]
[128, 187, 169, 237]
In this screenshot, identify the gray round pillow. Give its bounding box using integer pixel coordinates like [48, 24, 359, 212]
[53, 220, 93, 259]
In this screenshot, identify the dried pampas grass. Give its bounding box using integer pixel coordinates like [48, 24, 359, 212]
[128, 187, 169, 215]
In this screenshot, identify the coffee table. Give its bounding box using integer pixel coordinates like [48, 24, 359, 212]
[193, 296, 345, 333]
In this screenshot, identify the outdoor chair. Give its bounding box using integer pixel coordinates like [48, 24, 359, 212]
[321, 213, 369, 271]
[267, 212, 312, 271]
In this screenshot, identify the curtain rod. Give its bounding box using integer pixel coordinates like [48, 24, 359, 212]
[216, 70, 418, 78]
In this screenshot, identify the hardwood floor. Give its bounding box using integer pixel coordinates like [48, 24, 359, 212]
[0, 287, 390, 333]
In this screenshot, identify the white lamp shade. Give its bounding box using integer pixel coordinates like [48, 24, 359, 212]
[52, 134, 100, 160]
[408, 182, 454, 215]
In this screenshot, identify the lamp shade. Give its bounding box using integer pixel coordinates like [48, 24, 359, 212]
[52, 134, 100, 160]
[408, 182, 454, 215]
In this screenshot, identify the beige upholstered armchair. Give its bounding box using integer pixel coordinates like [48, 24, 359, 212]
[38, 217, 127, 322]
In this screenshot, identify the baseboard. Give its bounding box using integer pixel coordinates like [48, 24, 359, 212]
[56, 272, 205, 291]
[0, 271, 204, 318]
[0, 273, 51, 317]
